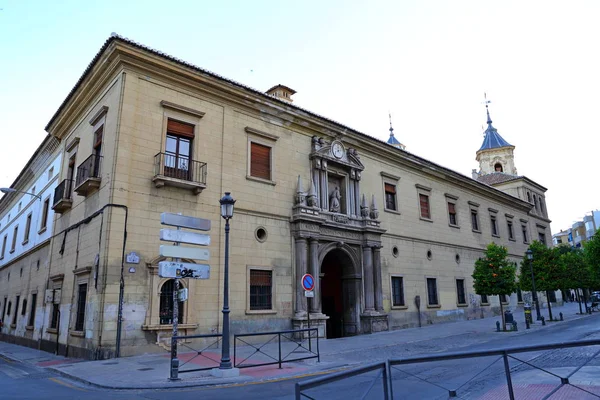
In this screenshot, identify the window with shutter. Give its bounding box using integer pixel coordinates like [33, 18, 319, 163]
[419, 194, 430, 219]
[426, 278, 438, 306]
[250, 142, 271, 180]
[164, 119, 194, 181]
[448, 203, 457, 226]
[250, 269, 273, 310]
[384, 183, 397, 211]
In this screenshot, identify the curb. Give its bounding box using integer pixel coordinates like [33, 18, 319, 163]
[45, 362, 354, 391]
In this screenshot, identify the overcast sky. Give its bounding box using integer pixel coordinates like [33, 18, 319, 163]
[1, 0, 598, 233]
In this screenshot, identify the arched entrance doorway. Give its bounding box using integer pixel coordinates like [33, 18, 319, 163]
[320, 248, 360, 338]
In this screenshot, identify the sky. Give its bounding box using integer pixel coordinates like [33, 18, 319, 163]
[0, 0, 599, 233]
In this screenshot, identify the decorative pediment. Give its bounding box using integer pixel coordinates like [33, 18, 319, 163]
[310, 136, 364, 171]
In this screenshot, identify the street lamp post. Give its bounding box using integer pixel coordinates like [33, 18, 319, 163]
[526, 249, 542, 321]
[0, 187, 42, 201]
[218, 192, 236, 372]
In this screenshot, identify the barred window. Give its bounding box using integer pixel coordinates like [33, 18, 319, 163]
[481, 294, 489, 304]
[28, 293, 37, 327]
[391, 277, 405, 307]
[426, 278, 438, 306]
[75, 284, 87, 331]
[250, 270, 273, 310]
[160, 279, 184, 325]
[50, 303, 59, 329]
[456, 279, 466, 305]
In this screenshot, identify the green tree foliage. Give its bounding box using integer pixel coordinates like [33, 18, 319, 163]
[473, 243, 518, 296]
[519, 241, 561, 292]
[584, 231, 600, 288]
[557, 246, 588, 290]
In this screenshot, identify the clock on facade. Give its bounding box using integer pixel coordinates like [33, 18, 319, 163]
[332, 142, 344, 159]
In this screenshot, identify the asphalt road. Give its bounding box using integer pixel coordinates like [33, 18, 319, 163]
[1, 315, 599, 399]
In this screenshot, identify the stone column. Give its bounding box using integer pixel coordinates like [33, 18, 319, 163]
[373, 246, 384, 312]
[354, 181, 361, 216]
[348, 178, 355, 217]
[295, 237, 308, 316]
[362, 245, 375, 312]
[309, 238, 321, 313]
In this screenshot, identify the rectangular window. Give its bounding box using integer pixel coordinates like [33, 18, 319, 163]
[24, 214, 32, 243]
[419, 194, 431, 219]
[21, 298, 27, 316]
[481, 294, 489, 304]
[0, 235, 6, 258]
[490, 215, 498, 236]
[250, 142, 272, 180]
[426, 278, 438, 306]
[50, 303, 59, 329]
[471, 210, 480, 231]
[1, 297, 6, 321]
[40, 198, 50, 230]
[250, 270, 273, 310]
[12, 295, 20, 325]
[28, 293, 37, 327]
[75, 284, 88, 331]
[522, 225, 529, 243]
[548, 291, 557, 303]
[384, 183, 397, 211]
[500, 294, 508, 304]
[10, 225, 18, 252]
[391, 276, 405, 307]
[456, 279, 466, 305]
[538, 232, 546, 246]
[448, 202, 457, 226]
[164, 119, 194, 181]
[507, 220, 514, 240]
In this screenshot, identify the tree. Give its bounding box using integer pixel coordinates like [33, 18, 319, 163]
[519, 241, 562, 320]
[557, 247, 588, 314]
[473, 243, 518, 330]
[584, 230, 600, 290]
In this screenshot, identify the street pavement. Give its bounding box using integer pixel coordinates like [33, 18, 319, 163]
[0, 301, 598, 399]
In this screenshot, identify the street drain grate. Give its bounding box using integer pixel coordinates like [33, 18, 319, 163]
[137, 367, 154, 371]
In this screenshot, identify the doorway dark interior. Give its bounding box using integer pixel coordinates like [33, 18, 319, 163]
[321, 250, 347, 339]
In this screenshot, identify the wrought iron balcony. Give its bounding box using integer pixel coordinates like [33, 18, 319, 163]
[52, 179, 73, 213]
[153, 152, 207, 194]
[74, 154, 102, 196]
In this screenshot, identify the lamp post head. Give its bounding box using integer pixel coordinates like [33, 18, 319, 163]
[526, 249, 533, 260]
[219, 192, 236, 220]
[0, 187, 16, 195]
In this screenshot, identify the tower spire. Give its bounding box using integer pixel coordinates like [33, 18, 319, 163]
[483, 92, 492, 125]
[386, 112, 405, 150]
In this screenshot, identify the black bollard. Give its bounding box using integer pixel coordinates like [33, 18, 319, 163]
[496, 321, 501, 332]
[526, 319, 530, 329]
[559, 312, 563, 321]
[541, 316, 546, 326]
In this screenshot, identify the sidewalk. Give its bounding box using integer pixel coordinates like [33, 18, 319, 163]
[0, 302, 593, 390]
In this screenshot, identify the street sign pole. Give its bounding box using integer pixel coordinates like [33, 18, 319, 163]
[170, 224, 181, 381]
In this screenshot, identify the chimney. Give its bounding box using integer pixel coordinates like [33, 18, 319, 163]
[266, 84, 296, 103]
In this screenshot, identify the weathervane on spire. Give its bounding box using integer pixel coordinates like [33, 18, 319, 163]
[389, 112, 394, 136]
[482, 92, 493, 131]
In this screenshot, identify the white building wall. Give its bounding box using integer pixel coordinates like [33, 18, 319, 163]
[0, 153, 62, 266]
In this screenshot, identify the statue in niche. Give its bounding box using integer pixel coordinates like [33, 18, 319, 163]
[329, 186, 342, 213]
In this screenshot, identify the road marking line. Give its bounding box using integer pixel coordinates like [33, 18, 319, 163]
[0, 364, 29, 379]
[48, 377, 87, 391]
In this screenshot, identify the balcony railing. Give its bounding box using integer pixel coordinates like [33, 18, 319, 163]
[153, 152, 207, 194]
[74, 154, 102, 196]
[52, 179, 73, 213]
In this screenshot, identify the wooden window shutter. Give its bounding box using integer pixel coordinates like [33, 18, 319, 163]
[448, 203, 455, 214]
[167, 119, 195, 138]
[419, 194, 430, 219]
[251, 142, 271, 180]
[384, 183, 396, 194]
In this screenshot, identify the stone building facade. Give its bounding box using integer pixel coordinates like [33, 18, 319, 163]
[0, 35, 552, 359]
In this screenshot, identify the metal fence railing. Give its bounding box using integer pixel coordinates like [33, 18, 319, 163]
[170, 333, 222, 375]
[234, 328, 320, 369]
[295, 339, 600, 400]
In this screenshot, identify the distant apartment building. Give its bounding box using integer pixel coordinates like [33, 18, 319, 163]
[552, 210, 600, 247]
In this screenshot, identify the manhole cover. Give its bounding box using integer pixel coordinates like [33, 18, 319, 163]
[137, 367, 154, 371]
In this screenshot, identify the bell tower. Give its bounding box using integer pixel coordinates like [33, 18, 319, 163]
[473, 95, 517, 178]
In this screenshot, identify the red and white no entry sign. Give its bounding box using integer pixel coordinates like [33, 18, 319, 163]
[301, 274, 315, 291]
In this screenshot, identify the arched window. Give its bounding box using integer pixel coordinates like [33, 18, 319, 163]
[494, 163, 503, 172]
[159, 279, 184, 325]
